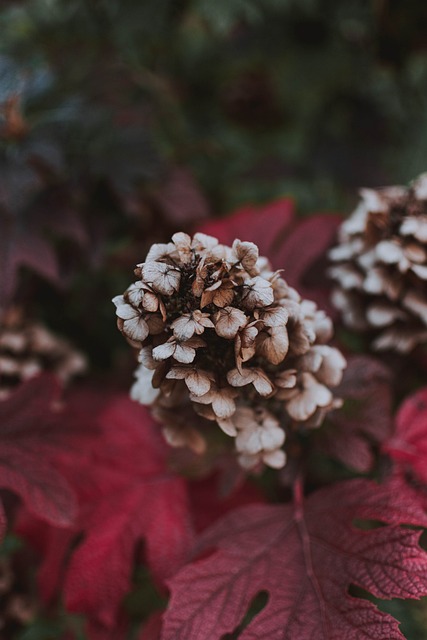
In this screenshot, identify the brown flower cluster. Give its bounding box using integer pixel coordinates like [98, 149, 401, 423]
[329, 173, 427, 352]
[114, 233, 346, 470]
[0, 309, 87, 400]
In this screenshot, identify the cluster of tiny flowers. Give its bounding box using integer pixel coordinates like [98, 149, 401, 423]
[114, 233, 346, 470]
[329, 173, 427, 353]
[0, 309, 87, 400]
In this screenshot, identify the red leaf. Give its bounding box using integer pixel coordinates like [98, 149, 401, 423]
[319, 356, 393, 472]
[198, 198, 295, 259]
[163, 476, 427, 640]
[0, 374, 77, 527]
[25, 393, 193, 633]
[384, 387, 427, 483]
[272, 213, 341, 312]
[189, 474, 265, 532]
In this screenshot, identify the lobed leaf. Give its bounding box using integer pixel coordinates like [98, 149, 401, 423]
[163, 476, 427, 640]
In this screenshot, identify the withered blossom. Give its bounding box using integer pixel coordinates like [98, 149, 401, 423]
[114, 232, 345, 470]
[0, 309, 86, 400]
[329, 173, 427, 352]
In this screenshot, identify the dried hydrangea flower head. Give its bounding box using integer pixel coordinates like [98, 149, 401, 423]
[329, 173, 427, 353]
[0, 308, 87, 400]
[114, 232, 346, 470]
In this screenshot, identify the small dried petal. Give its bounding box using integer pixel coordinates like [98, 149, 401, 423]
[171, 311, 214, 340]
[131, 364, 160, 405]
[145, 242, 176, 262]
[167, 366, 212, 396]
[256, 326, 289, 365]
[285, 373, 333, 422]
[232, 239, 259, 273]
[142, 261, 181, 295]
[227, 368, 274, 396]
[242, 277, 274, 309]
[152, 339, 176, 361]
[255, 307, 288, 327]
[192, 386, 237, 419]
[214, 307, 247, 339]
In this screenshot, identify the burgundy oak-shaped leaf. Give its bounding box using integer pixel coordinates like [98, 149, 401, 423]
[319, 356, 393, 472]
[163, 477, 427, 640]
[0, 374, 76, 528]
[199, 198, 295, 262]
[384, 387, 427, 484]
[22, 393, 194, 637]
[198, 200, 341, 312]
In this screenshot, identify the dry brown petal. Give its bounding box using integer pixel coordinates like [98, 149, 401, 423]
[175, 341, 203, 364]
[234, 408, 285, 466]
[138, 346, 156, 369]
[191, 386, 237, 419]
[191, 232, 219, 252]
[162, 424, 206, 455]
[119, 314, 149, 343]
[404, 243, 426, 263]
[142, 291, 160, 313]
[145, 314, 165, 335]
[262, 449, 287, 468]
[152, 337, 204, 364]
[152, 339, 176, 361]
[171, 311, 214, 340]
[366, 303, 406, 327]
[400, 215, 427, 242]
[285, 373, 333, 422]
[142, 261, 181, 295]
[216, 417, 238, 437]
[274, 369, 297, 389]
[403, 290, 427, 324]
[304, 346, 346, 387]
[201, 280, 235, 308]
[298, 349, 323, 373]
[412, 172, 427, 199]
[328, 265, 364, 290]
[412, 264, 427, 280]
[375, 240, 404, 264]
[171, 315, 199, 340]
[255, 306, 288, 328]
[131, 364, 160, 405]
[172, 232, 193, 264]
[166, 366, 212, 396]
[0, 356, 21, 375]
[256, 326, 289, 365]
[241, 276, 274, 309]
[0, 330, 26, 352]
[227, 367, 274, 396]
[232, 239, 259, 274]
[234, 324, 258, 371]
[287, 320, 311, 356]
[373, 326, 427, 353]
[125, 282, 146, 307]
[214, 307, 247, 339]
